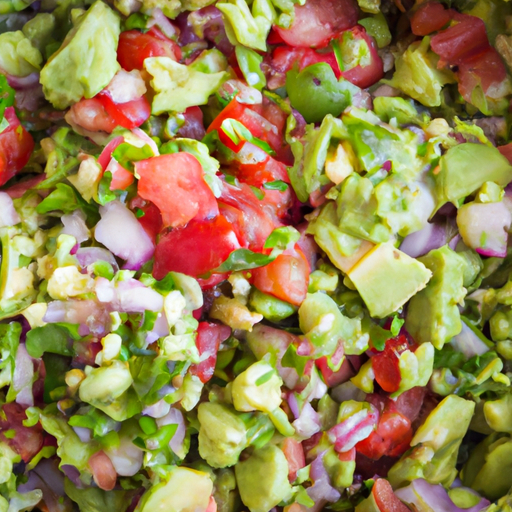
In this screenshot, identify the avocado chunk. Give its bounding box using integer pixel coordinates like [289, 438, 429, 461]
[234, 445, 292, 512]
[462, 433, 512, 501]
[136, 467, 213, 512]
[405, 246, 466, 349]
[348, 242, 432, 318]
[144, 56, 227, 114]
[40, 1, 121, 109]
[435, 143, 512, 209]
[198, 402, 247, 468]
[484, 393, 512, 433]
[388, 395, 475, 488]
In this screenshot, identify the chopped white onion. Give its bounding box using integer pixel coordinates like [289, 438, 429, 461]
[0, 192, 21, 227]
[61, 210, 90, 244]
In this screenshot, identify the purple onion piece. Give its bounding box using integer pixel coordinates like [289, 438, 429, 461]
[400, 222, 448, 258]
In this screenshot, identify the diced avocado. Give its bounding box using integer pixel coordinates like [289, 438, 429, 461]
[234, 445, 292, 512]
[462, 433, 512, 501]
[484, 393, 512, 433]
[323, 447, 356, 490]
[348, 242, 432, 318]
[389, 37, 455, 107]
[22, 13, 55, 53]
[358, 13, 392, 47]
[388, 395, 475, 488]
[231, 361, 282, 414]
[394, 342, 434, 397]
[0, 30, 42, 77]
[405, 246, 466, 349]
[144, 56, 227, 114]
[435, 143, 512, 209]
[40, 1, 120, 109]
[248, 288, 297, 322]
[136, 467, 213, 512]
[198, 402, 247, 468]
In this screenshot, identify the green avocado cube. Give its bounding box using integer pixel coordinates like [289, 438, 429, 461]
[347, 242, 432, 318]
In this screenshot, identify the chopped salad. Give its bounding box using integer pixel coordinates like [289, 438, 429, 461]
[1, 0, 512, 511]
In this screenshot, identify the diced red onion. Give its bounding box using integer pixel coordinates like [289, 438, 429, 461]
[73, 426, 92, 443]
[15, 84, 44, 112]
[400, 222, 447, 258]
[61, 465, 81, 487]
[105, 70, 146, 104]
[143, 398, 171, 418]
[186, 6, 233, 55]
[13, 344, 34, 407]
[457, 200, 511, 258]
[105, 436, 144, 477]
[75, 247, 119, 269]
[308, 453, 341, 503]
[98, 136, 124, 171]
[395, 478, 490, 512]
[61, 210, 90, 244]
[157, 407, 186, 457]
[5, 175, 46, 199]
[292, 402, 321, 438]
[451, 321, 490, 358]
[44, 300, 110, 336]
[94, 200, 155, 270]
[328, 405, 379, 453]
[0, 192, 21, 227]
[6, 72, 40, 88]
[149, 8, 180, 40]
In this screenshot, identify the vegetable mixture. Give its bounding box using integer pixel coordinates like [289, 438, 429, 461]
[2, 0, 512, 510]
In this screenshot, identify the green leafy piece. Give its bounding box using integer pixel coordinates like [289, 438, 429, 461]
[25, 323, 80, 358]
[130, 355, 172, 406]
[36, 183, 87, 215]
[215, 249, 275, 273]
[112, 143, 153, 172]
[64, 478, 131, 512]
[358, 12, 391, 47]
[124, 12, 149, 31]
[217, 0, 275, 51]
[435, 142, 512, 209]
[0, 74, 14, 123]
[0, 322, 21, 390]
[221, 118, 275, 155]
[0, 30, 42, 77]
[406, 246, 467, 349]
[42, 353, 69, 403]
[373, 96, 428, 126]
[144, 56, 227, 114]
[281, 342, 310, 375]
[69, 407, 119, 438]
[389, 37, 455, 107]
[263, 180, 288, 191]
[235, 44, 266, 90]
[40, 1, 121, 109]
[286, 63, 358, 123]
[264, 226, 300, 249]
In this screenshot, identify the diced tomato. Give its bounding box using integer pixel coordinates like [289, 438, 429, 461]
[316, 350, 354, 388]
[0, 107, 34, 186]
[282, 438, 306, 482]
[219, 182, 279, 251]
[355, 410, 412, 460]
[393, 387, 427, 424]
[0, 403, 43, 463]
[499, 142, 512, 164]
[252, 247, 310, 306]
[97, 94, 151, 130]
[67, 97, 117, 133]
[190, 322, 231, 383]
[88, 451, 117, 491]
[5, 175, 45, 199]
[372, 479, 410, 512]
[136, 153, 219, 228]
[457, 46, 508, 102]
[107, 160, 134, 190]
[371, 334, 413, 394]
[205, 497, 217, 512]
[153, 215, 240, 279]
[275, 0, 359, 48]
[135, 201, 163, 243]
[430, 14, 489, 65]
[410, 2, 453, 36]
[117, 27, 182, 71]
[197, 272, 229, 290]
[339, 27, 384, 89]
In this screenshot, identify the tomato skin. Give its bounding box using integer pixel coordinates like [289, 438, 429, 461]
[136, 153, 219, 228]
[252, 247, 310, 306]
[355, 410, 412, 460]
[499, 142, 512, 164]
[97, 94, 151, 130]
[0, 107, 34, 186]
[67, 97, 117, 133]
[153, 215, 240, 279]
[372, 478, 410, 512]
[316, 350, 354, 388]
[340, 27, 384, 89]
[410, 2, 453, 36]
[271, 45, 341, 78]
[189, 322, 231, 383]
[430, 14, 488, 65]
[275, 0, 359, 48]
[282, 438, 306, 482]
[135, 201, 163, 242]
[117, 28, 181, 71]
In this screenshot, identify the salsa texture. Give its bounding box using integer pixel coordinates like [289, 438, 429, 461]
[1, 0, 512, 511]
